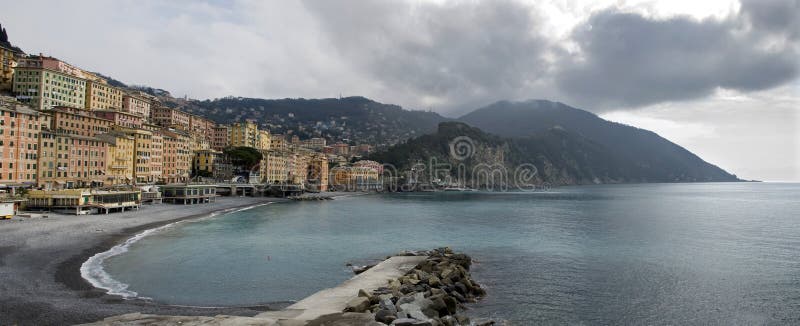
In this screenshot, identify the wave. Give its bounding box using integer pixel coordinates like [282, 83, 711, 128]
[79, 202, 273, 300]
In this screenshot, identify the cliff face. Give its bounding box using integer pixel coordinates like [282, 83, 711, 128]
[460, 100, 740, 183]
[371, 115, 740, 188]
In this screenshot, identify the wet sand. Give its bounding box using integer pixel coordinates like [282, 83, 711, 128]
[0, 197, 288, 326]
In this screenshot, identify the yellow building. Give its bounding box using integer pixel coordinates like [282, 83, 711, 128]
[261, 150, 291, 184]
[329, 166, 381, 191]
[96, 132, 135, 185]
[1, 44, 23, 92]
[193, 149, 222, 175]
[230, 119, 259, 148]
[112, 126, 153, 184]
[270, 134, 287, 151]
[150, 131, 163, 183]
[36, 131, 109, 189]
[12, 56, 89, 111]
[258, 130, 271, 151]
[85, 80, 123, 110]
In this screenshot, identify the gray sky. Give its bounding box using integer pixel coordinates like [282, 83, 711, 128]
[3, 0, 798, 181]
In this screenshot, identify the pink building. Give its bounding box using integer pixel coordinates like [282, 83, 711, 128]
[92, 110, 144, 129]
[122, 94, 151, 119]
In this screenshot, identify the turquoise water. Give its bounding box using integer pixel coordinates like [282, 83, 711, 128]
[102, 183, 800, 324]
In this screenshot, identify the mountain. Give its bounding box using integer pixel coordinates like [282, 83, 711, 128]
[458, 100, 740, 183]
[182, 96, 449, 147]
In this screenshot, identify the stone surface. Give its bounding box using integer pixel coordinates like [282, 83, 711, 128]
[344, 296, 370, 313]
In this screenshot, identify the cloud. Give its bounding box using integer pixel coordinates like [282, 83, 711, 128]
[302, 0, 557, 113]
[557, 1, 800, 109]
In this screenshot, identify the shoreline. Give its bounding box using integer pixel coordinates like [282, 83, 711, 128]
[0, 196, 298, 326]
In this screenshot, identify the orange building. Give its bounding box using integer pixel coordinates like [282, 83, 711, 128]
[50, 106, 112, 137]
[150, 105, 190, 131]
[160, 129, 192, 184]
[189, 114, 215, 141]
[212, 125, 230, 151]
[37, 131, 108, 189]
[0, 98, 50, 186]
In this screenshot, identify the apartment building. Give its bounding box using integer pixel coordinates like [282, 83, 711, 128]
[0, 99, 48, 185]
[85, 80, 123, 110]
[12, 56, 92, 111]
[150, 105, 190, 131]
[121, 93, 151, 118]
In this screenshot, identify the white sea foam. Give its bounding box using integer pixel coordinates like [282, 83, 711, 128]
[79, 202, 273, 299]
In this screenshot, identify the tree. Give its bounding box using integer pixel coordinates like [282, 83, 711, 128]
[223, 146, 262, 169]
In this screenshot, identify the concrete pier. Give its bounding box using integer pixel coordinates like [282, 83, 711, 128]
[256, 255, 427, 321]
[81, 255, 427, 325]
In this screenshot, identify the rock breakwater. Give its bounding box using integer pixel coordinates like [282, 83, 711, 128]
[344, 248, 492, 326]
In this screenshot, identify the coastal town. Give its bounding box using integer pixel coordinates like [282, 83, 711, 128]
[0, 34, 386, 216]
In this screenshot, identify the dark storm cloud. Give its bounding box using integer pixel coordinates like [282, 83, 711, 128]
[302, 0, 554, 111]
[741, 0, 800, 40]
[557, 1, 800, 109]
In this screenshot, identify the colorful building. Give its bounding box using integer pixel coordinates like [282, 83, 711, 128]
[12, 56, 91, 111]
[50, 106, 112, 137]
[150, 105, 190, 131]
[308, 154, 329, 191]
[112, 126, 153, 184]
[0, 98, 49, 186]
[301, 137, 326, 150]
[1, 43, 23, 92]
[189, 114, 215, 142]
[160, 129, 192, 184]
[193, 149, 224, 176]
[329, 165, 381, 191]
[92, 110, 144, 129]
[85, 80, 123, 110]
[121, 93, 151, 118]
[261, 150, 291, 184]
[230, 119, 259, 148]
[211, 125, 230, 151]
[258, 130, 271, 151]
[149, 131, 163, 183]
[95, 132, 135, 186]
[36, 131, 108, 189]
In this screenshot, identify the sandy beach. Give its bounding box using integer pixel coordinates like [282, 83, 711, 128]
[0, 196, 289, 326]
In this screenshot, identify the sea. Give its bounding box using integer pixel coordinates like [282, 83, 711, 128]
[88, 182, 800, 324]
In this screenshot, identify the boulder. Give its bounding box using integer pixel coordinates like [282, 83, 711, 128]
[380, 298, 398, 314]
[442, 296, 458, 314]
[344, 296, 370, 313]
[428, 276, 441, 287]
[398, 303, 428, 321]
[392, 318, 419, 326]
[454, 282, 467, 295]
[451, 291, 466, 303]
[375, 308, 398, 324]
[427, 294, 447, 313]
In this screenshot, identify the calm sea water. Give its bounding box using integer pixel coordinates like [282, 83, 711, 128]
[102, 183, 800, 324]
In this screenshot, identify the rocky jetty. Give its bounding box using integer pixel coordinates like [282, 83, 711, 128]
[343, 248, 492, 326]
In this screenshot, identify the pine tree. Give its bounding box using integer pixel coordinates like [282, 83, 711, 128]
[0, 25, 7, 43]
